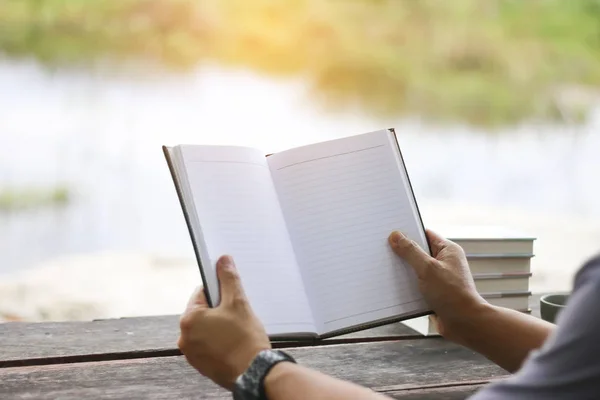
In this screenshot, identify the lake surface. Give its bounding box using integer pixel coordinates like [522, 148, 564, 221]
[1, 59, 599, 284]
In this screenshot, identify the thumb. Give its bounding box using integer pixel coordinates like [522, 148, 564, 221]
[216, 255, 248, 308]
[388, 231, 433, 278]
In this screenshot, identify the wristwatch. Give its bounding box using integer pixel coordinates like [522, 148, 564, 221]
[233, 349, 296, 400]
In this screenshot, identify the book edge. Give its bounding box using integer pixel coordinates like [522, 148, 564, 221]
[453, 237, 537, 242]
[162, 145, 215, 308]
[465, 253, 535, 259]
[481, 290, 532, 298]
[473, 272, 533, 280]
[389, 128, 432, 257]
[317, 308, 433, 339]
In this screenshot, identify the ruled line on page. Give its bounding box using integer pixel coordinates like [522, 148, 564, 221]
[323, 299, 424, 324]
[270, 140, 425, 328]
[276, 145, 385, 170]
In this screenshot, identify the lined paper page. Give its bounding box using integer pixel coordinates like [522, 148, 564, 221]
[267, 130, 429, 334]
[179, 145, 315, 335]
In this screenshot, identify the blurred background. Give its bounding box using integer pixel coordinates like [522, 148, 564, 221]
[1, 0, 599, 322]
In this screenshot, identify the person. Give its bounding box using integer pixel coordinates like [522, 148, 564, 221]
[177, 229, 600, 399]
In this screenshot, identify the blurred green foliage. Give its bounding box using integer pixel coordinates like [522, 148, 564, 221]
[0, 186, 70, 211]
[1, 0, 600, 126]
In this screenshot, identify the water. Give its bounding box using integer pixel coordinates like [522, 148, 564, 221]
[1, 59, 599, 293]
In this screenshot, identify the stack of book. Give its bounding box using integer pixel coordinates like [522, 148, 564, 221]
[401, 226, 535, 336]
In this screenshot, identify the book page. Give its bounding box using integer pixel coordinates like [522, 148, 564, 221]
[178, 145, 315, 335]
[267, 130, 430, 334]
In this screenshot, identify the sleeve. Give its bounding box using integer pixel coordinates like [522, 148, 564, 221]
[469, 254, 600, 400]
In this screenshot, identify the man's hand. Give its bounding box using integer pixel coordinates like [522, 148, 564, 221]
[389, 229, 487, 343]
[389, 229, 554, 372]
[178, 255, 271, 390]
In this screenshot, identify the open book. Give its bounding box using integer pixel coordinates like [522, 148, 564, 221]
[163, 129, 431, 339]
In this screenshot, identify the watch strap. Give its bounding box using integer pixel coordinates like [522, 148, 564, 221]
[233, 350, 296, 400]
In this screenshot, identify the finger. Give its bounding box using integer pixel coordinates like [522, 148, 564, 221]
[426, 228, 463, 259]
[389, 231, 433, 277]
[179, 308, 199, 335]
[185, 286, 209, 312]
[430, 314, 447, 337]
[216, 255, 248, 307]
[425, 229, 450, 256]
[180, 288, 208, 336]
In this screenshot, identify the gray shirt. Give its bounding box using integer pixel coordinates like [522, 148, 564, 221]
[471, 254, 600, 400]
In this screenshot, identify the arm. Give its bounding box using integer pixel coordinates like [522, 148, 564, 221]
[265, 362, 389, 400]
[450, 303, 553, 373]
[389, 230, 554, 373]
[470, 256, 600, 399]
[177, 255, 390, 399]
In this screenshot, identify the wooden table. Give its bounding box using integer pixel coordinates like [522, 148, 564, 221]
[0, 297, 541, 399]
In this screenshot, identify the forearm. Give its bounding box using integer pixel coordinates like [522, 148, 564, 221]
[451, 303, 554, 373]
[265, 362, 390, 400]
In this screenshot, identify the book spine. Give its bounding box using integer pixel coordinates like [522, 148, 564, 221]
[162, 146, 214, 308]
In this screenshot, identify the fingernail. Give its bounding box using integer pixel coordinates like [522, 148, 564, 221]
[391, 231, 405, 245]
[218, 255, 234, 270]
